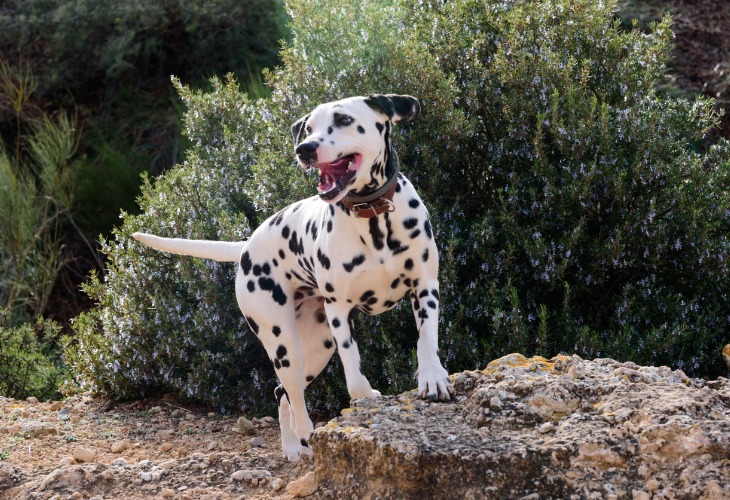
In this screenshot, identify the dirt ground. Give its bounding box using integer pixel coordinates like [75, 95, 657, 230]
[0, 394, 316, 499]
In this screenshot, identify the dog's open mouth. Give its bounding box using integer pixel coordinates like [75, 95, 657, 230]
[311, 153, 362, 201]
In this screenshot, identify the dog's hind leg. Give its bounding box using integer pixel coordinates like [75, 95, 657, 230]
[275, 298, 336, 461]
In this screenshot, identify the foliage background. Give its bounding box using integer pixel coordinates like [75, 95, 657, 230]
[65, 0, 730, 416]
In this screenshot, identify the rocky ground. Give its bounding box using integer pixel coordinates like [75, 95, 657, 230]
[312, 354, 730, 499]
[0, 396, 316, 499]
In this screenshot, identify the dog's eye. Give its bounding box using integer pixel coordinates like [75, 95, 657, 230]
[334, 113, 354, 127]
[306, 126, 312, 134]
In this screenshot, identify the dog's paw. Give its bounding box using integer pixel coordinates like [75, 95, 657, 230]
[371, 389, 382, 398]
[416, 365, 454, 402]
[283, 443, 314, 462]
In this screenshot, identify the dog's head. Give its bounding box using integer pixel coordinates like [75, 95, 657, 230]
[291, 94, 420, 203]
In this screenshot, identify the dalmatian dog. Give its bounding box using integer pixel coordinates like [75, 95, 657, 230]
[132, 94, 453, 461]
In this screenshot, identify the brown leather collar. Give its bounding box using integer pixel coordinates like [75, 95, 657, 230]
[340, 150, 400, 218]
[341, 181, 397, 218]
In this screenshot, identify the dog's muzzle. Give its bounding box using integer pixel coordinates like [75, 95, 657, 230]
[296, 141, 319, 164]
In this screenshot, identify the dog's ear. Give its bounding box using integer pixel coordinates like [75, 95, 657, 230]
[364, 94, 420, 124]
[291, 113, 310, 145]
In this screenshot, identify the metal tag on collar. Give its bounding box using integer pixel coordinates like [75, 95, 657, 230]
[351, 198, 396, 218]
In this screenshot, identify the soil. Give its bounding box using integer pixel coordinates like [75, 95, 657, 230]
[0, 394, 316, 499]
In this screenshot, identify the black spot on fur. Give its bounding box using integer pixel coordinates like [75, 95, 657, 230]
[276, 345, 287, 359]
[342, 340, 350, 349]
[424, 220, 433, 239]
[274, 385, 288, 405]
[317, 248, 331, 270]
[246, 316, 259, 334]
[343, 254, 366, 272]
[247, 280, 256, 292]
[432, 289, 440, 299]
[422, 248, 429, 262]
[315, 309, 327, 323]
[301, 438, 309, 447]
[324, 339, 334, 349]
[390, 277, 400, 289]
[427, 300, 437, 309]
[369, 218, 385, 250]
[332, 318, 341, 328]
[405, 258, 414, 270]
[241, 251, 252, 275]
[376, 122, 384, 134]
[403, 218, 418, 230]
[279, 249, 286, 259]
[357, 125, 365, 134]
[325, 282, 334, 293]
[258, 277, 288, 306]
[306, 375, 314, 382]
[409, 199, 420, 209]
[273, 326, 281, 336]
[274, 358, 281, 369]
[289, 231, 305, 255]
[253, 264, 262, 276]
[327, 220, 333, 233]
[282, 225, 290, 239]
[409, 229, 421, 239]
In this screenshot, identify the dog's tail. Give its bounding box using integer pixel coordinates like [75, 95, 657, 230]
[132, 232, 244, 263]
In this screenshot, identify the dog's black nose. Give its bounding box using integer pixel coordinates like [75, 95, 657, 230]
[296, 141, 319, 164]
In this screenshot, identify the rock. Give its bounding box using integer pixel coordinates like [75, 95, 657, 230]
[21, 421, 57, 438]
[59, 456, 76, 466]
[248, 436, 265, 447]
[310, 354, 730, 499]
[110, 440, 131, 453]
[160, 488, 176, 498]
[286, 472, 318, 497]
[7, 424, 22, 435]
[234, 416, 256, 435]
[231, 469, 272, 482]
[206, 440, 218, 451]
[159, 442, 174, 452]
[271, 477, 285, 491]
[26, 397, 38, 404]
[50, 401, 64, 411]
[72, 446, 96, 463]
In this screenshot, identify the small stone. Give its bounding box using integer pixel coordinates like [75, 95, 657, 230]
[207, 440, 219, 451]
[111, 458, 127, 467]
[271, 477, 285, 491]
[286, 471, 318, 497]
[159, 442, 174, 452]
[231, 469, 272, 482]
[207, 412, 216, 417]
[111, 440, 131, 453]
[22, 422, 58, 438]
[59, 456, 76, 466]
[234, 416, 257, 435]
[26, 396, 38, 404]
[50, 401, 64, 411]
[160, 460, 176, 470]
[646, 479, 660, 491]
[248, 436, 265, 447]
[160, 488, 176, 498]
[7, 424, 21, 435]
[538, 422, 555, 434]
[176, 446, 189, 457]
[73, 446, 96, 463]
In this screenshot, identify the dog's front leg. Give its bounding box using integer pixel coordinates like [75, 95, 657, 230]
[411, 279, 454, 401]
[324, 304, 381, 399]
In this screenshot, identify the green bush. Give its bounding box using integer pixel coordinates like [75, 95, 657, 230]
[0, 309, 67, 400]
[70, 0, 730, 416]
